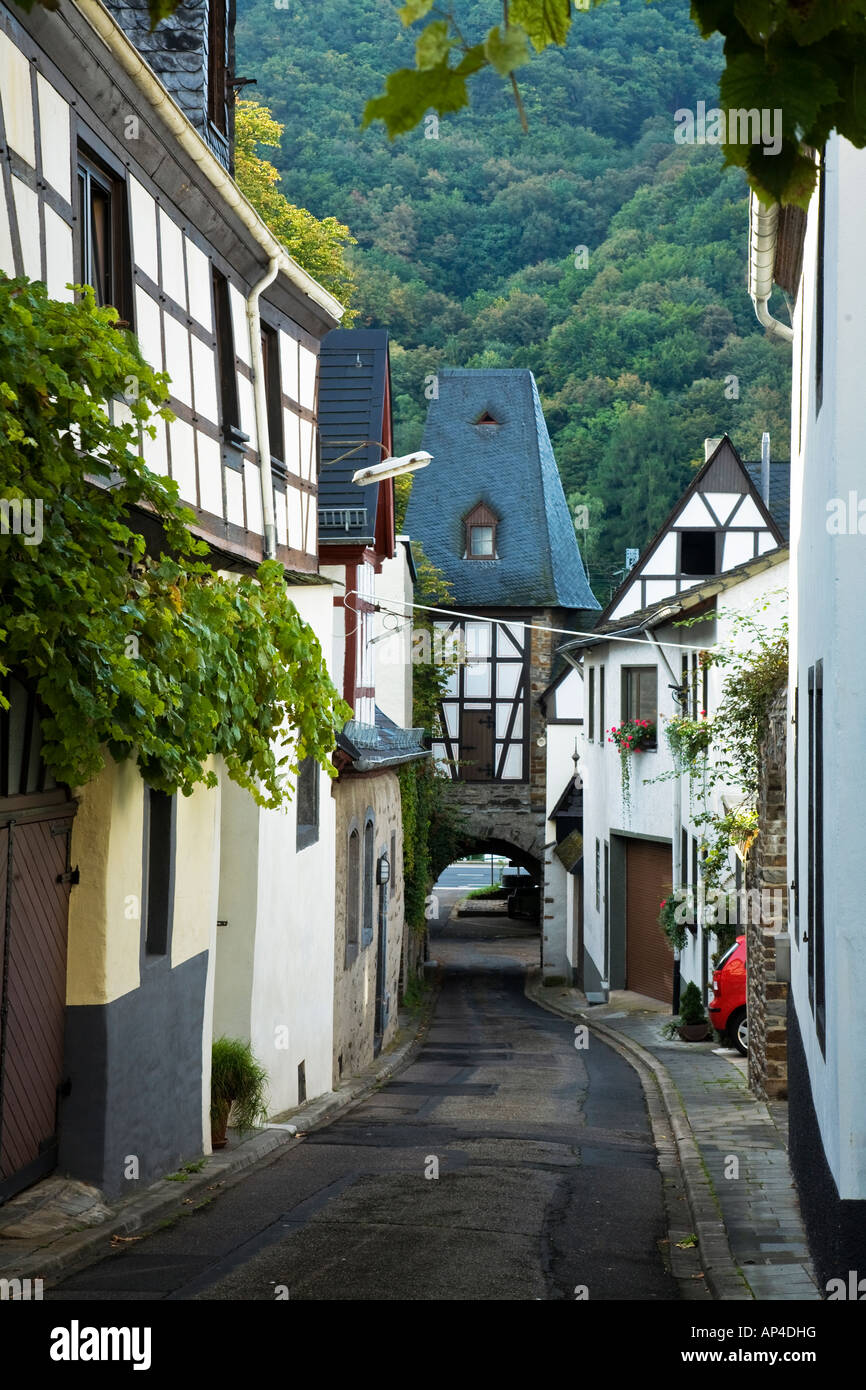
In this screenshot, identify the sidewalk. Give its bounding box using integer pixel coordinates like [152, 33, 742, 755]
[0, 992, 437, 1290]
[527, 976, 821, 1301]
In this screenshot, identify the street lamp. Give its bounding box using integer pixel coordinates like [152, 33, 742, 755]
[323, 438, 433, 485]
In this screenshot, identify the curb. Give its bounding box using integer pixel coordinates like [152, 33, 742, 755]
[1, 984, 440, 1290]
[525, 970, 752, 1302]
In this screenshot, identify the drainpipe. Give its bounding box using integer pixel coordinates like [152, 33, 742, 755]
[247, 259, 279, 560]
[748, 192, 793, 343]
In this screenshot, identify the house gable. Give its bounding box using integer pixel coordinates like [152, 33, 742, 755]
[603, 436, 785, 625]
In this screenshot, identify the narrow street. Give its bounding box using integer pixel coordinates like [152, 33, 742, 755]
[48, 904, 677, 1303]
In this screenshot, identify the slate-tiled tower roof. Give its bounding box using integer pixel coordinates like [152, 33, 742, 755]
[405, 369, 598, 610]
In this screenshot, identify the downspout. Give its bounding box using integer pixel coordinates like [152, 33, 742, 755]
[748, 192, 794, 343]
[247, 259, 279, 559]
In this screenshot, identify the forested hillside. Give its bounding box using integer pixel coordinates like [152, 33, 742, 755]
[236, 0, 792, 601]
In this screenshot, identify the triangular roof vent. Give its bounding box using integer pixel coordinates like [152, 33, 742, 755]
[474, 410, 499, 426]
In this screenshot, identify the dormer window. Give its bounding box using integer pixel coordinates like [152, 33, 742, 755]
[474, 410, 499, 427]
[464, 501, 498, 559]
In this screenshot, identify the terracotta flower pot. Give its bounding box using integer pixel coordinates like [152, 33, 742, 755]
[211, 1102, 231, 1150]
[678, 1022, 711, 1042]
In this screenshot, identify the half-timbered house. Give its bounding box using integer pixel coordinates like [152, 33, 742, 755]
[0, 0, 342, 1200]
[564, 435, 789, 1006]
[403, 367, 598, 972]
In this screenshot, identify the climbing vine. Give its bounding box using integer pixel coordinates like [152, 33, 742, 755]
[0, 275, 349, 805]
[673, 605, 786, 891]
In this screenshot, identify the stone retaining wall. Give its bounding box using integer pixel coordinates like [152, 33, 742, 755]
[746, 686, 789, 1100]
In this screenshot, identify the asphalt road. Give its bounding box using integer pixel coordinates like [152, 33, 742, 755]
[48, 912, 677, 1302]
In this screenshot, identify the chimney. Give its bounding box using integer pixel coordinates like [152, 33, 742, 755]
[704, 436, 723, 462]
[761, 431, 771, 506]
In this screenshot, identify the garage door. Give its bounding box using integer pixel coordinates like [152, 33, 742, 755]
[625, 840, 674, 1004]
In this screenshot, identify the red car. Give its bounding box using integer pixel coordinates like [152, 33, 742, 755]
[709, 936, 747, 1055]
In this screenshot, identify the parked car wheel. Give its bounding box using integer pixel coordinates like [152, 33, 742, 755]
[728, 1007, 748, 1056]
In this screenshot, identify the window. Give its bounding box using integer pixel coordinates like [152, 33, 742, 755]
[807, 662, 825, 1051]
[346, 827, 360, 964]
[143, 788, 176, 956]
[588, 667, 595, 742]
[470, 525, 494, 557]
[207, 0, 229, 135]
[213, 269, 247, 457]
[599, 666, 605, 741]
[261, 322, 284, 464]
[463, 501, 498, 559]
[622, 666, 657, 744]
[296, 755, 319, 851]
[595, 839, 600, 912]
[362, 815, 375, 948]
[680, 530, 717, 578]
[77, 150, 132, 322]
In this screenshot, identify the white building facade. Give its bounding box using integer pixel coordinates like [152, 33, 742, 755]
[753, 136, 866, 1282]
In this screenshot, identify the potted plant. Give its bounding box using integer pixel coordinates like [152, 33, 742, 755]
[658, 889, 690, 953]
[677, 981, 711, 1042]
[210, 1036, 269, 1149]
[608, 718, 656, 811]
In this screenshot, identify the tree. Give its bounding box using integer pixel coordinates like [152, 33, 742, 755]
[234, 98, 358, 318]
[364, 0, 866, 206]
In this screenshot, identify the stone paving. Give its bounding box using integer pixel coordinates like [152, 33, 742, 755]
[533, 985, 821, 1300]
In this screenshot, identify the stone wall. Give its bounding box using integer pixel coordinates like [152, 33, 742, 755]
[332, 770, 404, 1086]
[746, 686, 789, 1100]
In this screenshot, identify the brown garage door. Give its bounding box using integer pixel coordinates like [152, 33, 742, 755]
[626, 840, 674, 1004]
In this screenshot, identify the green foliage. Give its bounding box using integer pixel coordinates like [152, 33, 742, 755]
[366, 0, 866, 206]
[234, 97, 358, 316]
[0, 275, 349, 804]
[237, 0, 792, 601]
[210, 1037, 269, 1133]
[466, 881, 505, 899]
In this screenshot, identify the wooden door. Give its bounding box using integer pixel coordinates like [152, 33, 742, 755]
[460, 709, 495, 781]
[0, 807, 75, 1202]
[625, 839, 674, 1004]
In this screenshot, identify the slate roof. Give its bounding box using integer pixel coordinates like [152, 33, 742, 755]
[743, 461, 791, 540]
[404, 369, 598, 610]
[337, 713, 429, 772]
[317, 330, 390, 546]
[104, 0, 230, 169]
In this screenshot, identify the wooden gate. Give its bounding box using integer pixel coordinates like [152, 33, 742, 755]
[625, 839, 674, 1004]
[0, 673, 76, 1203]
